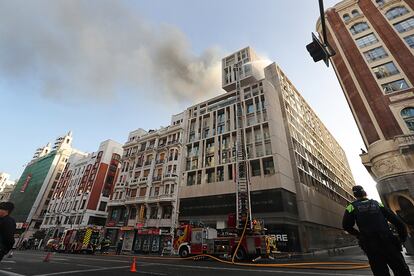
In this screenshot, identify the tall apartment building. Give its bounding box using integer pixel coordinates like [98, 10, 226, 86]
[317, 0, 414, 247]
[40, 140, 122, 239]
[10, 132, 82, 239]
[0, 183, 16, 202]
[0, 172, 15, 192]
[106, 114, 184, 253]
[178, 47, 355, 252]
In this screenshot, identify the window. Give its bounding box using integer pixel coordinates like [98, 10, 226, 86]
[351, 10, 360, 17]
[350, 22, 370, 35]
[206, 169, 215, 183]
[372, 62, 399, 79]
[386, 6, 409, 20]
[343, 14, 351, 21]
[139, 187, 146, 197]
[129, 207, 137, 219]
[401, 108, 414, 131]
[187, 172, 196, 186]
[91, 202, 104, 214]
[263, 157, 275, 175]
[404, 34, 414, 48]
[247, 103, 254, 114]
[382, 79, 409, 93]
[363, 46, 388, 62]
[394, 17, 414, 33]
[250, 160, 261, 176]
[162, 206, 172, 219]
[356, 33, 378, 48]
[149, 206, 158, 219]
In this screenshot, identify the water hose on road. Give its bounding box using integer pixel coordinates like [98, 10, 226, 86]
[121, 213, 370, 271]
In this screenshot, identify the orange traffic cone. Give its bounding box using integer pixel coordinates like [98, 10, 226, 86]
[130, 257, 137, 273]
[43, 252, 52, 262]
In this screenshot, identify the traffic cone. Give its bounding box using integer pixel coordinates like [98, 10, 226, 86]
[43, 252, 52, 262]
[130, 257, 137, 273]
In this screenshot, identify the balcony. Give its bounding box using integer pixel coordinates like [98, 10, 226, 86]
[163, 173, 178, 181]
[152, 176, 162, 182]
[144, 160, 153, 166]
[145, 218, 173, 228]
[130, 178, 139, 185]
[167, 140, 181, 146]
[159, 194, 175, 202]
[139, 177, 148, 184]
[394, 134, 414, 154]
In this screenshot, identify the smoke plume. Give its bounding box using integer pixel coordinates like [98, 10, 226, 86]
[0, 0, 222, 104]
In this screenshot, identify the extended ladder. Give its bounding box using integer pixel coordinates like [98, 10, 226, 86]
[234, 63, 252, 230]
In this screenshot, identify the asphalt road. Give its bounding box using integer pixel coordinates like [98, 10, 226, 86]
[0, 249, 410, 276]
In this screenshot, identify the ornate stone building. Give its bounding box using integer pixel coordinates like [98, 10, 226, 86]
[318, 0, 414, 248]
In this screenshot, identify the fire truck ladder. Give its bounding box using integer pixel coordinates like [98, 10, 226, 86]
[234, 63, 252, 230]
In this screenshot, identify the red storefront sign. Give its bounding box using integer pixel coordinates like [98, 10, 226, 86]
[136, 223, 144, 229]
[106, 221, 116, 227]
[20, 174, 32, 193]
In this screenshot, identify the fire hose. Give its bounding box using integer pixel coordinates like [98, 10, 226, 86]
[126, 215, 370, 271]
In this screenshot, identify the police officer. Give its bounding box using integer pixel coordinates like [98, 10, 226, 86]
[343, 185, 412, 276]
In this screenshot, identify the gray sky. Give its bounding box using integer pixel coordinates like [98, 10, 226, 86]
[0, 0, 379, 199]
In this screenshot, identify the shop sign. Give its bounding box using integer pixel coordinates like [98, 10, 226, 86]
[149, 229, 160, 235]
[20, 174, 32, 193]
[136, 223, 144, 229]
[121, 226, 134, 231]
[106, 221, 116, 227]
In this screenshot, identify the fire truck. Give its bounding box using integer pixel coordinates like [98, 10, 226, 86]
[173, 221, 276, 260]
[58, 227, 101, 254]
[174, 62, 277, 261]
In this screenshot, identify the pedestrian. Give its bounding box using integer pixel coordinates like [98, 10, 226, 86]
[342, 185, 411, 276]
[116, 237, 123, 255]
[0, 202, 16, 262]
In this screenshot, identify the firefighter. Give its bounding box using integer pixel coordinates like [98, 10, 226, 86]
[342, 185, 411, 276]
[100, 237, 111, 254]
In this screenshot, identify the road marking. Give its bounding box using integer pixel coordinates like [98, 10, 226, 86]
[32, 266, 129, 276]
[141, 261, 371, 276]
[0, 270, 26, 276]
[13, 252, 130, 263]
[32, 265, 167, 276]
[13, 252, 370, 275]
[1, 261, 16, 263]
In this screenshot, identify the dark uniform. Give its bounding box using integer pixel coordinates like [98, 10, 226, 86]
[343, 195, 411, 276]
[0, 215, 16, 261]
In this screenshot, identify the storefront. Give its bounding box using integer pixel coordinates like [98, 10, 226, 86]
[133, 229, 172, 255]
[121, 226, 135, 251]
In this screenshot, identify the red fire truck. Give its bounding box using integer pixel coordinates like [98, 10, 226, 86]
[173, 222, 276, 260]
[58, 227, 101, 254]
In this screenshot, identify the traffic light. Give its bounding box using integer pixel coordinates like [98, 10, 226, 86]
[306, 33, 332, 67]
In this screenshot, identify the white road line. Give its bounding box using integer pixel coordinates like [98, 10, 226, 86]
[13, 252, 130, 263]
[141, 261, 371, 276]
[0, 270, 26, 276]
[32, 265, 167, 276]
[0, 261, 16, 263]
[32, 266, 129, 276]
